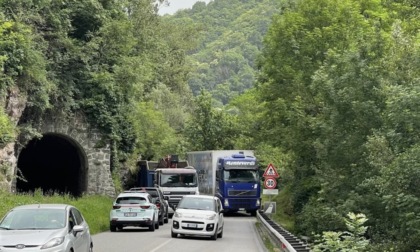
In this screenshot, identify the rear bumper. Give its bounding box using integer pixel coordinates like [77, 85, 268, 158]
[110, 219, 153, 227]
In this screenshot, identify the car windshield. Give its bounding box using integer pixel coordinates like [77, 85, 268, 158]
[178, 197, 215, 211]
[116, 196, 147, 204]
[223, 169, 258, 182]
[0, 209, 66, 230]
[160, 174, 197, 187]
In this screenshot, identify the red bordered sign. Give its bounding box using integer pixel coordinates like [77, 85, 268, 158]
[264, 177, 277, 189]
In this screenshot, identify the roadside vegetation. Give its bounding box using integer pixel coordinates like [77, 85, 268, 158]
[0, 0, 419, 251]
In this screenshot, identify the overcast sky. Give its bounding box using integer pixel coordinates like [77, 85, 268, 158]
[158, 0, 212, 15]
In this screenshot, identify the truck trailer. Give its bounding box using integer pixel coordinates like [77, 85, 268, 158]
[186, 150, 261, 216]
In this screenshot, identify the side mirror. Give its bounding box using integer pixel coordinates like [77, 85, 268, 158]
[73, 225, 85, 234]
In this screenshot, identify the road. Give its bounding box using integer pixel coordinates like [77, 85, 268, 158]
[92, 213, 267, 252]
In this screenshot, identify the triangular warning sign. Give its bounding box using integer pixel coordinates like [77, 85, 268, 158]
[263, 163, 279, 178]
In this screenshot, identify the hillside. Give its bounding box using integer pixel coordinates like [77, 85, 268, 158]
[163, 0, 281, 105]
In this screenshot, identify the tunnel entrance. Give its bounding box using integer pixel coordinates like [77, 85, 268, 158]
[16, 133, 88, 197]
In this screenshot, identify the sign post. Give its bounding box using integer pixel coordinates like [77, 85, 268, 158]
[262, 163, 280, 214]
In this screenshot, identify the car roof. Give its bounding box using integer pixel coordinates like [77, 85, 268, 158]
[130, 187, 158, 191]
[182, 195, 217, 200]
[117, 192, 151, 198]
[10, 204, 72, 210]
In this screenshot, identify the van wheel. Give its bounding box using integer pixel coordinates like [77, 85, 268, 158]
[217, 227, 223, 238]
[210, 225, 218, 240]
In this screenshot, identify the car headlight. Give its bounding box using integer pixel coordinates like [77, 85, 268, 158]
[174, 211, 182, 218]
[41, 237, 64, 249]
[205, 213, 216, 220]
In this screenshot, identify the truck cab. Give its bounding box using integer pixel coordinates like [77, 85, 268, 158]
[216, 153, 261, 216]
[154, 155, 199, 216]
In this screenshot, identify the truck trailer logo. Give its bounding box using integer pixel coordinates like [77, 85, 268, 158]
[224, 161, 258, 169]
[225, 161, 256, 166]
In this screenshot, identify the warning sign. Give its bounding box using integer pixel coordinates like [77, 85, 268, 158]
[263, 163, 279, 178]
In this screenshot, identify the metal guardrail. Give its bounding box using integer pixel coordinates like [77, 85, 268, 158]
[257, 211, 311, 252]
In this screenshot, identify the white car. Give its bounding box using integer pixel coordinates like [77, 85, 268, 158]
[0, 204, 93, 252]
[110, 192, 159, 232]
[171, 195, 224, 240]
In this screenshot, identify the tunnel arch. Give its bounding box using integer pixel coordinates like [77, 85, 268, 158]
[16, 133, 88, 197]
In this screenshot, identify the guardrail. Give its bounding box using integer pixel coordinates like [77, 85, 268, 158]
[257, 211, 311, 252]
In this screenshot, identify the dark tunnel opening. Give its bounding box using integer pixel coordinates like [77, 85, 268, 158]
[16, 133, 88, 197]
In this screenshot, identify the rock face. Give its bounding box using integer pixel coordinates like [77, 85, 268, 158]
[0, 87, 116, 197]
[0, 87, 26, 192]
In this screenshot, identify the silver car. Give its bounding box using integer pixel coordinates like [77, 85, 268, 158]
[0, 204, 93, 252]
[109, 192, 159, 232]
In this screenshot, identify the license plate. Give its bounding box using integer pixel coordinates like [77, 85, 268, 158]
[124, 212, 137, 217]
[187, 223, 197, 228]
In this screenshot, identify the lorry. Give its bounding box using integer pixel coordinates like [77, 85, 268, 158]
[186, 150, 261, 216]
[137, 155, 199, 215]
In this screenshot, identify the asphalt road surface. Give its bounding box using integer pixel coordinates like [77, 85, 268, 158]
[92, 213, 267, 252]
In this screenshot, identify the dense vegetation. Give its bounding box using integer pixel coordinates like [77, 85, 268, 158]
[1, 0, 419, 250]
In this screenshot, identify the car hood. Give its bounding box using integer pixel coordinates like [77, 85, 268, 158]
[0, 229, 66, 246]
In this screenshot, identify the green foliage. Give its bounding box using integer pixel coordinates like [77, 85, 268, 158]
[312, 213, 369, 252]
[184, 90, 238, 151]
[0, 108, 15, 145]
[167, 0, 281, 105]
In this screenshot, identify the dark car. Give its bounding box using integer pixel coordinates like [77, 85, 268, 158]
[129, 187, 169, 225]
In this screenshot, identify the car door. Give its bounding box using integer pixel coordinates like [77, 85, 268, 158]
[216, 198, 224, 230]
[70, 208, 90, 252]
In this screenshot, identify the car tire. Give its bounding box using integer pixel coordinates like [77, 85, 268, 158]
[155, 220, 159, 229]
[149, 216, 156, 231]
[211, 225, 218, 240]
[171, 230, 177, 238]
[159, 214, 164, 225]
[110, 224, 116, 232]
[164, 212, 169, 223]
[217, 227, 223, 238]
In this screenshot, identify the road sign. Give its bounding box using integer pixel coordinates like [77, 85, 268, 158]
[263, 163, 279, 178]
[264, 177, 277, 189]
[263, 189, 279, 195]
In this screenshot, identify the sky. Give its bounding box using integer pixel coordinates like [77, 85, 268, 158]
[158, 0, 212, 15]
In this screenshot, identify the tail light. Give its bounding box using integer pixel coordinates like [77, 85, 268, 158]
[156, 203, 161, 209]
[140, 205, 150, 209]
[113, 205, 121, 209]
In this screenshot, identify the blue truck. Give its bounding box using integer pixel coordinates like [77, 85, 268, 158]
[186, 150, 261, 216]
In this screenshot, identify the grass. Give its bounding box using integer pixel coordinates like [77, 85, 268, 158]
[0, 189, 114, 234]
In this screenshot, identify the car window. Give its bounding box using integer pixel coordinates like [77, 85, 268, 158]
[1, 209, 66, 230]
[116, 196, 147, 204]
[179, 198, 215, 211]
[71, 208, 84, 225]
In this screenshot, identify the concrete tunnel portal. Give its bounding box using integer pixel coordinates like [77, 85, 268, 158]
[16, 133, 88, 197]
